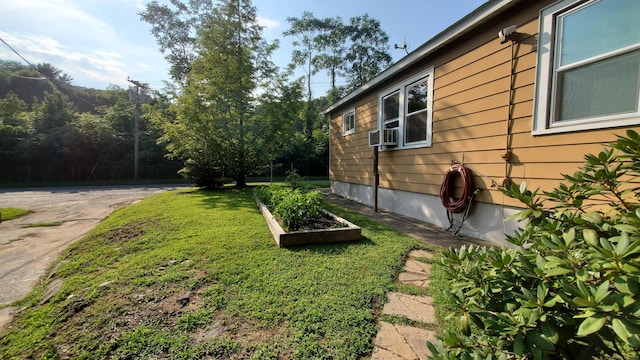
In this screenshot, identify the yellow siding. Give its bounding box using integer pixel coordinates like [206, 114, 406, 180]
[329, 0, 640, 210]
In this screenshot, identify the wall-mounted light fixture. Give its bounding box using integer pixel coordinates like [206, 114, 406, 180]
[498, 25, 519, 44]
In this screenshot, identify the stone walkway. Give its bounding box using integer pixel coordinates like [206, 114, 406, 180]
[371, 249, 437, 360]
[320, 190, 487, 359]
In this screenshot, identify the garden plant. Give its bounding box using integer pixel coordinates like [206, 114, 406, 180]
[254, 170, 328, 232]
[429, 130, 640, 359]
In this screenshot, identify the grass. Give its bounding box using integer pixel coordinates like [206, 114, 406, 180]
[427, 249, 460, 330]
[0, 207, 31, 221]
[0, 187, 421, 359]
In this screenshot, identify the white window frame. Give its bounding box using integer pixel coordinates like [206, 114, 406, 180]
[342, 108, 355, 135]
[377, 67, 434, 149]
[533, 0, 640, 135]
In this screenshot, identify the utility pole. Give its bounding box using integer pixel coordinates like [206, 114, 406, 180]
[127, 77, 147, 182]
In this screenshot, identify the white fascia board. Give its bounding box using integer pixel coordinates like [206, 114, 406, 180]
[323, 0, 518, 115]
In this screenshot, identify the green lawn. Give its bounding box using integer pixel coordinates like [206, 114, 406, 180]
[0, 188, 422, 359]
[0, 207, 31, 221]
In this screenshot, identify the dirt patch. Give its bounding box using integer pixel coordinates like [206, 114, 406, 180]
[46, 272, 291, 359]
[103, 223, 147, 243]
[0, 185, 185, 316]
[273, 211, 347, 232]
[297, 212, 347, 231]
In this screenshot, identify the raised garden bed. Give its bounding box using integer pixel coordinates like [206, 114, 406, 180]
[257, 201, 361, 247]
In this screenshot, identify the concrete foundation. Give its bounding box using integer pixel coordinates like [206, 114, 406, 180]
[331, 180, 522, 247]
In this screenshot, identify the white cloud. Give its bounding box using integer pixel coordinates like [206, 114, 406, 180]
[1, 32, 67, 59]
[0, 31, 129, 87]
[117, 0, 147, 11]
[3, 0, 117, 42]
[257, 16, 280, 30]
[0, 0, 168, 88]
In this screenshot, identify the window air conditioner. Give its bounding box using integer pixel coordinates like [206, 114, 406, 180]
[369, 128, 398, 147]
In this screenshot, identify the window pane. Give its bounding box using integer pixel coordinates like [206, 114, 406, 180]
[383, 92, 399, 121]
[405, 112, 428, 143]
[343, 112, 354, 132]
[558, 0, 640, 66]
[385, 120, 399, 129]
[556, 50, 640, 121]
[407, 78, 428, 113]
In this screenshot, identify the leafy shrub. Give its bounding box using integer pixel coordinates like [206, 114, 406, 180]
[253, 185, 288, 207]
[254, 185, 324, 231]
[285, 168, 309, 190]
[429, 130, 640, 359]
[178, 158, 224, 189]
[274, 189, 322, 231]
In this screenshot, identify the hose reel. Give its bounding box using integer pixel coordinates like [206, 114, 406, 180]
[439, 162, 478, 235]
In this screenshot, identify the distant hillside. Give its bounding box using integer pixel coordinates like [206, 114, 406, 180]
[0, 59, 122, 113]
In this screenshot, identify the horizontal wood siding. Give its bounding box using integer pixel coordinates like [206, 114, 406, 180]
[329, 0, 640, 210]
[330, 96, 377, 186]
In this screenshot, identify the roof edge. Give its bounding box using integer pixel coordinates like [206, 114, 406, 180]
[323, 0, 516, 115]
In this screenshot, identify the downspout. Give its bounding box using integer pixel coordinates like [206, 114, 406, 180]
[373, 145, 379, 212]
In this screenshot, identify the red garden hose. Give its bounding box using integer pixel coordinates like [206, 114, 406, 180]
[440, 163, 474, 214]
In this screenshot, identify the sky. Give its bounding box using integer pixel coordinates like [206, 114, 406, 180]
[0, 0, 487, 95]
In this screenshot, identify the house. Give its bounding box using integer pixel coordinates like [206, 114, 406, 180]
[323, 0, 640, 246]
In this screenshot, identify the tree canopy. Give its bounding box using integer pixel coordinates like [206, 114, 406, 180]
[0, 2, 393, 187]
[0, 61, 181, 183]
[284, 12, 392, 102]
[153, 0, 285, 187]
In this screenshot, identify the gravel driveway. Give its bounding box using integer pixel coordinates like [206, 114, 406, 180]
[0, 185, 186, 330]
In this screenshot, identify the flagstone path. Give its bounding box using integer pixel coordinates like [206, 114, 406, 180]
[371, 249, 438, 359]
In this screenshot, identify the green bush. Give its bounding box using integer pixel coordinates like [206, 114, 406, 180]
[429, 130, 640, 359]
[254, 185, 323, 232]
[253, 185, 289, 208]
[178, 158, 224, 189]
[285, 168, 310, 191]
[274, 189, 322, 231]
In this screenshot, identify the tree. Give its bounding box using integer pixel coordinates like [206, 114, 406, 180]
[0, 92, 31, 165]
[255, 74, 305, 163]
[283, 11, 326, 102]
[0, 91, 27, 126]
[284, 13, 391, 101]
[139, 0, 216, 84]
[284, 13, 345, 143]
[63, 113, 118, 181]
[344, 14, 392, 89]
[162, 0, 279, 188]
[29, 92, 78, 180]
[0, 60, 53, 106]
[36, 63, 73, 85]
[314, 17, 348, 103]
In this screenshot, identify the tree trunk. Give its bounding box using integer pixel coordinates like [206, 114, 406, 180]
[234, 174, 247, 187]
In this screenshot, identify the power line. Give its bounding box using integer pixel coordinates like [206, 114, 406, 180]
[0, 36, 38, 69]
[0, 36, 105, 109]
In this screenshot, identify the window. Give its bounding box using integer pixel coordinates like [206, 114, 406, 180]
[405, 78, 430, 143]
[382, 91, 400, 129]
[377, 67, 434, 148]
[342, 109, 355, 135]
[533, 0, 640, 135]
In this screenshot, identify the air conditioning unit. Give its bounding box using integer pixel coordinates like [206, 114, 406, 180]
[369, 128, 398, 147]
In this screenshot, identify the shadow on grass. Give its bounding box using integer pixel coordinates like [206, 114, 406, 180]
[184, 187, 259, 212]
[284, 236, 377, 255]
